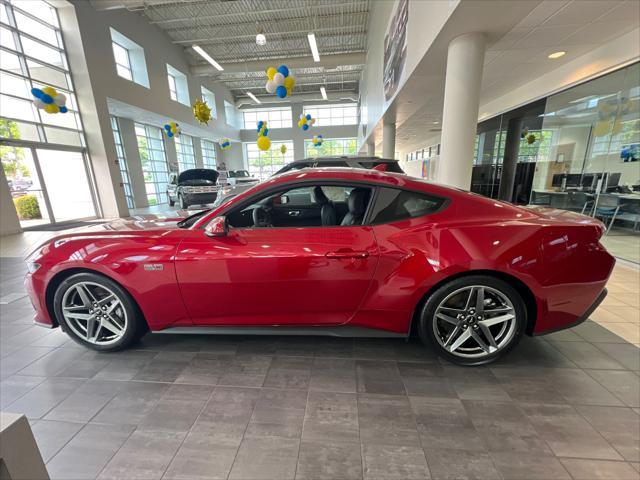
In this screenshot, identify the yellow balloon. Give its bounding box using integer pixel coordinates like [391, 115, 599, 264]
[284, 76, 295, 89]
[44, 103, 59, 114]
[266, 67, 277, 80]
[280, 144, 287, 154]
[257, 135, 271, 151]
[286, 87, 292, 97]
[42, 86, 57, 96]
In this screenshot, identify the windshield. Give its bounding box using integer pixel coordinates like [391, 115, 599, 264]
[229, 170, 250, 178]
[212, 193, 237, 208]
[177, 208, 211, 228]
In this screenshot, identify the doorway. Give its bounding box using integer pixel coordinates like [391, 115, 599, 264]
[1, 145, 97, 229]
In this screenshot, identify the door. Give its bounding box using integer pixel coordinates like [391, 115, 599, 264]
[175, 184, 379, 326]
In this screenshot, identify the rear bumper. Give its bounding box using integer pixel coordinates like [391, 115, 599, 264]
[533, 288, 607, 336]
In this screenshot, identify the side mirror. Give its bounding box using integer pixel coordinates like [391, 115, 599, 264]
[205, 216, 227, 237]
[280, 195, 290, 204]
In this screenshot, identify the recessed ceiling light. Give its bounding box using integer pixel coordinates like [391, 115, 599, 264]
[548, 51, 566, 59]
[246, 92, 261, 104]
[192, 45, 223, 71]
[308, 33, 320, 62]
[320, 86, 327, 100]
[256, 27, 266, 46]
[433, 120, 439, 125]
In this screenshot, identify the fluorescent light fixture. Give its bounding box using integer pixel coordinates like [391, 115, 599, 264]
[548, 51, 566, 59]
[308, 33, 320, 62]
[193, 45, 223, 71]
[246, 91, 261, 104]
[320, 86, 327, 100]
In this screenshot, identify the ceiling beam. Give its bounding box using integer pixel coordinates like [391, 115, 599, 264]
[191, 52, 366, 76]
[147, 1, 368, 26]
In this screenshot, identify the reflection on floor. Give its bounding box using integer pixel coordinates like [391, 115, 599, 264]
[0, 253, 639, 479]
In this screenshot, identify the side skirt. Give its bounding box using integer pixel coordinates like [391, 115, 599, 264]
[154, 325, 407, 338]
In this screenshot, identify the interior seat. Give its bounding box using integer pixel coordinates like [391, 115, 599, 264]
[314, 186, 337, 226]
[341, 188, 370, 226]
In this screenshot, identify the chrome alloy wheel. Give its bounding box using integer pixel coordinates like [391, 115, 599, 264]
[61, 281, 128, 346]
[432, 285, 517, 360]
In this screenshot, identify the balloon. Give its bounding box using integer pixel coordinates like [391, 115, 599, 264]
[54, 93, 66, 106]
[265, 80, 277, 94]
[286, 87, 291, 97]
[273, 72, 285, 86]
[276, 85, 287, 98]
[257, 135, 271, 151]
[41, 93, 53, 104]
[42, 86, 57, 97]
[263, 128, 268, 137]
[302, 124, 309, 131]
[284, 76, 295, 89]
[219, 138, 231, 150]
[280, 144, 287, 155]
[305, 114, 311, 121]
[31, 88, 42, 98]
[277, 65, 289, 77]
[59, 106, 68, 113]
[33, 98, 46, 109]
[193, 99, 212, 125]
[266, 67, 277, 80]
[44, 103, 59, 114]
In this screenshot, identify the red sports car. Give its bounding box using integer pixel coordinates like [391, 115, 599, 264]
[24, 168, 614, 365]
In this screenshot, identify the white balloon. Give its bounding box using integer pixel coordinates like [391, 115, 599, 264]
[309, 118, 316, 125]
[273, 72, 285, 86]
[33, 98, 46, 109]
[265, 80, 277, 94]
[300, 113, 305, 120]
[53, 93, 66, 107]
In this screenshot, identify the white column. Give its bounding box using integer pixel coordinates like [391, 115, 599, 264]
[382, 123, 396, 159]
[438, 32, 486, 190]
[366, 141, 375, 156]
[192, 137, 204, 168]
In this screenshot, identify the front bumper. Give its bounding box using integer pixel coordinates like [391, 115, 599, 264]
[24, 272, 56, 328]
[183, 192, 217, 205]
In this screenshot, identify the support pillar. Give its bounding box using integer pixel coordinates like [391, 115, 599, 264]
[438, 32, 486, 190]
[382, 123, 396, 159]
[498, 117, 524, 202]
[192, 137, 204, 168]
[366, 141, 375, 157]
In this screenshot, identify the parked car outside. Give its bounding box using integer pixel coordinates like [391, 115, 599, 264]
[25, 168, 614, 365]
[167, 168, 219, 209]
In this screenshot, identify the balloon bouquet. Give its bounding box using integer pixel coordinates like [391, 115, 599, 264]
[256, 120, 270, 151]
[31, 87, 68, 114]
[163, 122, 181, 138]
[265, 65, 295, 99]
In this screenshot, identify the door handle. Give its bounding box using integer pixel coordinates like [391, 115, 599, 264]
[288, 210, 300, 216]
[325, 250, 369, 259]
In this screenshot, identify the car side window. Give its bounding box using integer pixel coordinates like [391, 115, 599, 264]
[370, 187, 445, 224]
[226, 184, 373, 229]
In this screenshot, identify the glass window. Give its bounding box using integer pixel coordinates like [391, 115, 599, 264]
[242, 107, 292, 129]
[303, 103, 358, 126]
[200, 86, 217, 118]
[112, 41, 132, 81]
[14, 10, 59, 48]
[167, 73, 177, 101]
[135, 122, 169, 205]
[370, 188, 446, 224]
[304, 138, 357, 157]
[175, 134, 196, 172]
[110, 116, 134, 208]
[201, 139, 217, 169]
[225, 100, 237, 127]
[244, 141, 294, 180]
[166, 64, 189, 105]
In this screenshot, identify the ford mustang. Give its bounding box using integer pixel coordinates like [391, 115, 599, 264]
[24, 168, 615, 365]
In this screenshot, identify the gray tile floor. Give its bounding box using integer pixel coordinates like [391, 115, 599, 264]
[1, 256, 639, 480]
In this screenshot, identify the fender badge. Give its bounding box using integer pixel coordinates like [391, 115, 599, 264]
[144, 264, 164, 271]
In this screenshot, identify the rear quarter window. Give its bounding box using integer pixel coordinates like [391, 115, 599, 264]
[370, 187, 446, 224]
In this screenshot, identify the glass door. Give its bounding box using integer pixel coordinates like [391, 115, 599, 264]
[1, 145, 97, 229]
[1, 145, 51, 228]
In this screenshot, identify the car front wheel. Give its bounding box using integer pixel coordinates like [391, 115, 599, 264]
[179, 194, 188, 209]
[53, 272, 145, 351]
[418, 275, 526, 365]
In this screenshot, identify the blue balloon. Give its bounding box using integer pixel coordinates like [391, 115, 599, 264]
[263, 128, 268, 136]
[302, 124, 309, 131]
[41, 93, 53, 104]
[277, 65, 289, 77]
[164, 125, 171, 131]
[276, 85, 287, 98]
[31, 88, 43, 98]
[167, 131, 173, 137]
[306, 114, 311, 121]
[257, 120, 264, 132]
[59, 106, 68, 113]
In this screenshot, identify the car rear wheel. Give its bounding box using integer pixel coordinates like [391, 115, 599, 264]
[53, 273, 144, 351]
[418, 275, 526, 365]
[179, 194, 188, 209]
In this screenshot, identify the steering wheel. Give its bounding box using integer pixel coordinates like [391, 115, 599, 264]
[252, 206, 272, 227]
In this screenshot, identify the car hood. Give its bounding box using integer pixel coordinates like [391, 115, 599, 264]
[178, 169, 218, 184]
[58, 213, 189, 235]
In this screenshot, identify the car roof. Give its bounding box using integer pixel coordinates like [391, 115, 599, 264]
[295, 156, 399, 164]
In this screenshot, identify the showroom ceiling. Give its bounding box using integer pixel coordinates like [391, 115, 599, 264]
[101, 0, 370, 102]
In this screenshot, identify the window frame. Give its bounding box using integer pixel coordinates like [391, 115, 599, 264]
[112, 40, 132, 81]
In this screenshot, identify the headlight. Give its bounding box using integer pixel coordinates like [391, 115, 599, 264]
[26, 262, 41, 274]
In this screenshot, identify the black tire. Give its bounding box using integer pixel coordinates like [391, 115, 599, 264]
[168, 194, 175, 207]
[179, 194, 188, 209]
[418, 275, 526, 366]
[53, 272, 146, 352]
